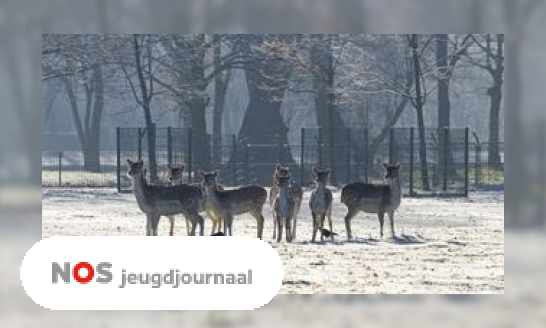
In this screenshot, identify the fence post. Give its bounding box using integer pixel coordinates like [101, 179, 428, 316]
[472, 132, 481, 188]
[364, 128, 369, 183]
[410, 127, 414, 197]
[389, 128, 395, 164]
[138, 127, 143, 161]
[187, 128, 193, 184]
[346, 130, 351, 183]
[116, 127, 121, 193]
[167, 127, 172, 166]
[318, 128, 322, 168]
[58, 151, 62, 187]
[300, 128, 305, 186]
[443, 127, 449, 192]
[245, 144, 250, 184]
[232, 135, 237, 186]
[464, 127, 469, 197]
[539, 121, 546, 226]
[475, 140, 480, 188]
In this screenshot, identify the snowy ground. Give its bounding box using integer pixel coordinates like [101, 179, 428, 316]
[42, 188, 504, 294]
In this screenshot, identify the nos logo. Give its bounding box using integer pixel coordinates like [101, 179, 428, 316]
[52, 262, 113, 284]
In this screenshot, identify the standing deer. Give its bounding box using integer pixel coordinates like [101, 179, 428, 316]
[309, 167, 333, 242]
[270, 164, 303, 240]
[126, 159, 205, 236]
[167, 164, 225, 191]
[273, 174, 294, 242]
[341, 163, 402, 240]
[167, 164, 226, 235]
[199, 170, 267, 239]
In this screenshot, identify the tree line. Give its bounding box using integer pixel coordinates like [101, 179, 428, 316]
[42, 34, 504, 187]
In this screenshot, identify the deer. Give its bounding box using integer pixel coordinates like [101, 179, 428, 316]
[166, 164, 227, 234]
[272, 174, 295, 242]
[199, 170, 267, 239]
[309, 167, 333, 242]
[341, 163, 402, 240]
[269, 163, 303, 241]
[126, 159, 205, 236]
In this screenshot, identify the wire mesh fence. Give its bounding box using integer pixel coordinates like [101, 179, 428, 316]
[470, 132, 505, 191]
[42, 150, 118, 188]
[42, 125, 506, 198]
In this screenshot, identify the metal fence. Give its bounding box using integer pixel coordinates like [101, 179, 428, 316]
[42, 150, 118, 187]
[42, 126, 506, 198]
[470, 134, 505, 191]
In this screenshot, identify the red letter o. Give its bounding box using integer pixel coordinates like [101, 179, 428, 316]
[73, 262, 94, 284]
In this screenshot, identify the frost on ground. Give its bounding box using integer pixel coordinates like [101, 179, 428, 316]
[42, 188, 504, 294]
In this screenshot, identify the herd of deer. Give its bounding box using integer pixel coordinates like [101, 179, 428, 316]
[126, 159, 402, 242]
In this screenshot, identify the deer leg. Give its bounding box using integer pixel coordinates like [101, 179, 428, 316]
[272, 204, 277, 240]
[328, 207, 333, 241]
[185, 217, 192, 236]
[388, 211, 396, 239]
[378, 211, 385, 239]
[145, 213, 152, 236]
[218, 214, 223, 233]
[320, 213, 326, 242]
[277, 214, 283, 243]
[286, 216, 292, 243]
[186, 213, 197, 236]
[311, 213, 318, 243]
[249, 209, 264, 240]
[272, 217, 277, 240]
[226, 214, 234, 236]
[166, 215, 175, 236]
[292, 199, 301, 241]
[211, 217, 218, 235]
[344, 208, 358, 241]
[195, 213, 205, 236]
[151, 213, 161, 236]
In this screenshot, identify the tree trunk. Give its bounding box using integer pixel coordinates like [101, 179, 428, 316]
[311, 34, 347, 186]
[488, 81, 502, 169]
[234, 59, 293, 185]
[502, 7, 521, 225]
[212, 35, 229, 166]
[435, 34, 454, 187]
[133, 35, 158, 182]
[62, 66, 104, 173]
[189, 34, 211, 174]
[488, 34, 504, 171]
[410, 34, 430, 191]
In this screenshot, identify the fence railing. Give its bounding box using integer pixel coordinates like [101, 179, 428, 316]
[42, 126, 505, 197]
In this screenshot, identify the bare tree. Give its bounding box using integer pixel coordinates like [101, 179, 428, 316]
[435, 34, 473, 182]
[120, 34, 161, 181]
[466, 34, 504, 169]
[211, 34, 232, 165]
[408, 34, 431, 191]
[42, 35, 109, 172]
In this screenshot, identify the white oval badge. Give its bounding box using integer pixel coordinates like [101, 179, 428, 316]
[21, 237, 283, 310]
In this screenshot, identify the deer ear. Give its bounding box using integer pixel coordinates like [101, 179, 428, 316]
[167, 164, 172, 170]
[395, 163, 401, 169]
[326, 168, 331, 175]
[126, 159, 133, 165]
[213, 171, 218, 177]
[198, 170, 206, 177]
[180, 164, 186, 171]
[275, 163, 281, 170]
[312, 167, 319, 175]
[383, 162, 389, 169]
